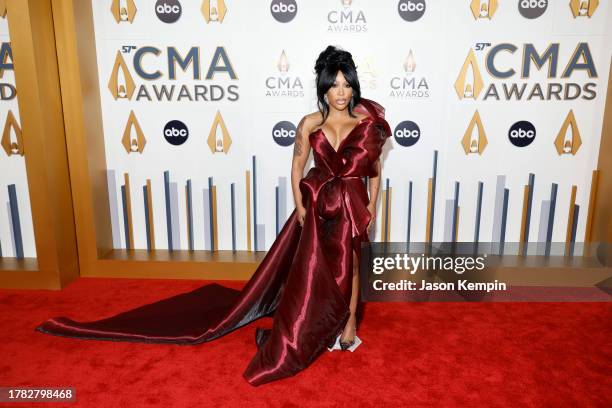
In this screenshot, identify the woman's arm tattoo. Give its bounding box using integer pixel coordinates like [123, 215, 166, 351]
[293, 117, 306, 157]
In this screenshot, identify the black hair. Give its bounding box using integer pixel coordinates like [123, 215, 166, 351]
[314, 45, 361, 126]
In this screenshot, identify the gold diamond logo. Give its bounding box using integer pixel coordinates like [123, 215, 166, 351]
[111, 0, 137, 23]
[455, 49, 484, 100]
[403, 50, 416, 73]
[569, 0, 599, 17]
[470, 0, 498, 19]
[1, 110, 23, 156]
[207, 110, 232, 153]
[462, 110, 487, 155]
[122, 111, 146, 154]
[108, 51, 136, 100]
[554, 110, 581, 155]
[202, 0, 227, 23]
[277, 50, 290, 73]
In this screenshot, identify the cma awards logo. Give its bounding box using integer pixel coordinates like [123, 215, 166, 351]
[398, 0, 426, 22]
[394, 120, 420, 147]
[454, 42, 598, 102]
[327, 0, 368, 33]
[265, 50, 304, 98]
[1, 111, 23, 157]
[0, 43, 16, 101]
[111, 0, 227, 24]
[270, 0, 297, 23]
[272, 121, 296, 147]
[460, 110, 582, 155]
[107, 46, 239, 102]
[389, 49, 430, 99]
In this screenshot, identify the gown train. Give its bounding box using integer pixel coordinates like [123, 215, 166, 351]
[35, 97, 392, 386]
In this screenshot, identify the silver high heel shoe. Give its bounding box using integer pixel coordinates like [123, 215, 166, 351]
[339, 323, 357, 351]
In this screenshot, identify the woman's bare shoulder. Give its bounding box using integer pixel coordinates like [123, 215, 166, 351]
[306, 110, 324, 119]
[305, 111, 324, 126]
[296, 111, 323, 135]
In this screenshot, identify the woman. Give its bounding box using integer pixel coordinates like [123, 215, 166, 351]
[35, 45, 392, 386]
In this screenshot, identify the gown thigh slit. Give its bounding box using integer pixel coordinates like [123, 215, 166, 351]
[34, 97, 392, 386]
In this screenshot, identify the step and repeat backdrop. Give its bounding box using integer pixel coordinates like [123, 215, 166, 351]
[0, 13, 35, 259]
[91, 0, 610, 253]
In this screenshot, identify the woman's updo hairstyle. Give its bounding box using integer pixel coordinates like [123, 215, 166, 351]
[314, 45, 361, 126]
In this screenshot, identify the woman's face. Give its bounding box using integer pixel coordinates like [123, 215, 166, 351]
[325, 71, 353, 111]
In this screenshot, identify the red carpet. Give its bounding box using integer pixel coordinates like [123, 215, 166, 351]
[1, 278, 610, 407]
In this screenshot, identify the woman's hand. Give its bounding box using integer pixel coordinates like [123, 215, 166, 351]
[296, 205, 306, 227]
[366, 202, 376, 234]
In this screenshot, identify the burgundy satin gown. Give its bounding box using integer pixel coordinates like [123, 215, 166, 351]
[35, 97, 392, 386]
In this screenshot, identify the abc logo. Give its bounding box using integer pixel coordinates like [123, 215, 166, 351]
[155, 0, 182, 24]
[163, 120, 189, 146]
[270, 0, 298, 23]
[394, 121, 420, 147]
[398, 0, 426, 22]
[508, 121, 536, 147]
[518, 0, 547, 19]
[272, 121, 296, 147]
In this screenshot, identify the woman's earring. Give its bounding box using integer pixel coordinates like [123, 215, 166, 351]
[324, 95, 328, 103]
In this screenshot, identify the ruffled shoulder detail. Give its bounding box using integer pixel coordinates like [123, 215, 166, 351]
[355, 97, 392, 141]
[353, 98, 392, 178]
